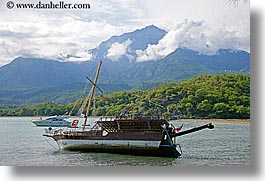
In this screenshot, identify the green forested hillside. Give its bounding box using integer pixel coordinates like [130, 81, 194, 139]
[0, 47, 249, 106]
[0, 74, 250, 119]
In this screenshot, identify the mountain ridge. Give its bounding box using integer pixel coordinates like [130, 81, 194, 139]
[0, 25, 250, 105]
[89, 24, 166, 62]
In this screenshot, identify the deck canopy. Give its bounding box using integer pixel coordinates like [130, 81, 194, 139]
[97, 118, 168, 133]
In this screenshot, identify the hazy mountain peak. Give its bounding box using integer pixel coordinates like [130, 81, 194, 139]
[89, 25, 166, 62]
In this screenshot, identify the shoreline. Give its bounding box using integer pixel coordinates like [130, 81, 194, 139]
[0, 116, 250, 124]
[179, 119, 250, 124]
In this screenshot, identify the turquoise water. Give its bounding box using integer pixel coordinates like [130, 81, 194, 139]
[0, 117, 250, 166]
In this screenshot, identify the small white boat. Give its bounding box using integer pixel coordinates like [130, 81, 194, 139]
[32, 115, 71, 127]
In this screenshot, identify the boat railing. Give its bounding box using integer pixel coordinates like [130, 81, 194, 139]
[97, 116, 167, 122]
[44, 127, 64, 135]
[97, 116, 117, 122]
[44, 127, 85, 136]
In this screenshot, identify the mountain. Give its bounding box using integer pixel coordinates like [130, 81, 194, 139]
[118, 48, 250, 85]
[0, 57, 86, 88]
[89, 25, 166, 62]
[0, 25, 250, 105]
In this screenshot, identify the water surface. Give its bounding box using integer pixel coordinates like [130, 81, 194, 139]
[0, 117, 250, 166]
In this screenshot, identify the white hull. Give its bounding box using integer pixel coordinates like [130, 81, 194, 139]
[56, 139, 161, 150]
[52, 138, 181, 157]
[32, 120, 71, 127]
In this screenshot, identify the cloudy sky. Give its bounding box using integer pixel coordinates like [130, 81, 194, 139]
[0, 0, 249, 66]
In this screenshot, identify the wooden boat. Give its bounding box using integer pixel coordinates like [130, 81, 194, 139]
[43, 61, 214, 158]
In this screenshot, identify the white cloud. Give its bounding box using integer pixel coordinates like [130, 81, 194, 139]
[136, 20, 202, 61]
[106, 39, 133, 60]
[0, 0, 144, 66]
[136, 19, 250, 62]
[0, 11, 133, 65]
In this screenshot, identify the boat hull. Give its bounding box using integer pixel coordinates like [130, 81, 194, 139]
[55, 139, 180, 157]
[32, 120, 71, 127]
[44, 130, 181, 158]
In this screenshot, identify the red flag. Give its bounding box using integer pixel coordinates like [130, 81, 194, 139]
[175, 124, 183, 132]
[71, 120, 79, 127]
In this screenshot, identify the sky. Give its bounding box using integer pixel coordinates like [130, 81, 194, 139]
[0, 0, 250, 66]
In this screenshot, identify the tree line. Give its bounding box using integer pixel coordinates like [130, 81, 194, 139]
[0, 74, 250, 119]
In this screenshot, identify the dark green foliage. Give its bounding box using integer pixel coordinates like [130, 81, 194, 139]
[0, 102, 69, 116]
[175, 74, 250, 118]
[0, 74, 250, 119]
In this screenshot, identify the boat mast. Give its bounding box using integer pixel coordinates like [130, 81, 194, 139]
[92, 98, 96, 116]
[82, 60, 102, 132]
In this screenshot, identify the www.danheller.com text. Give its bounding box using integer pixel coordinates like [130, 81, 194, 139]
[6, 1, 91, 10]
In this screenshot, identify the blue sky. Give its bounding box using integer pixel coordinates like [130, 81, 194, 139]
[0, 0, 249, 66]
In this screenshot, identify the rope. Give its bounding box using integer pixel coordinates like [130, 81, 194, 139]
[77, 89, 92, 116]
[69, 79, 90, 116]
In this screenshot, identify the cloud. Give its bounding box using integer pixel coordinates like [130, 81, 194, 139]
[136, 19, 250, 62]
[87, 0, 144, 26]
[0, 11, 133, 65]
[0, 0, 144, 66]
[106, 39, 133, 60]
[136, 20, 203, 61]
